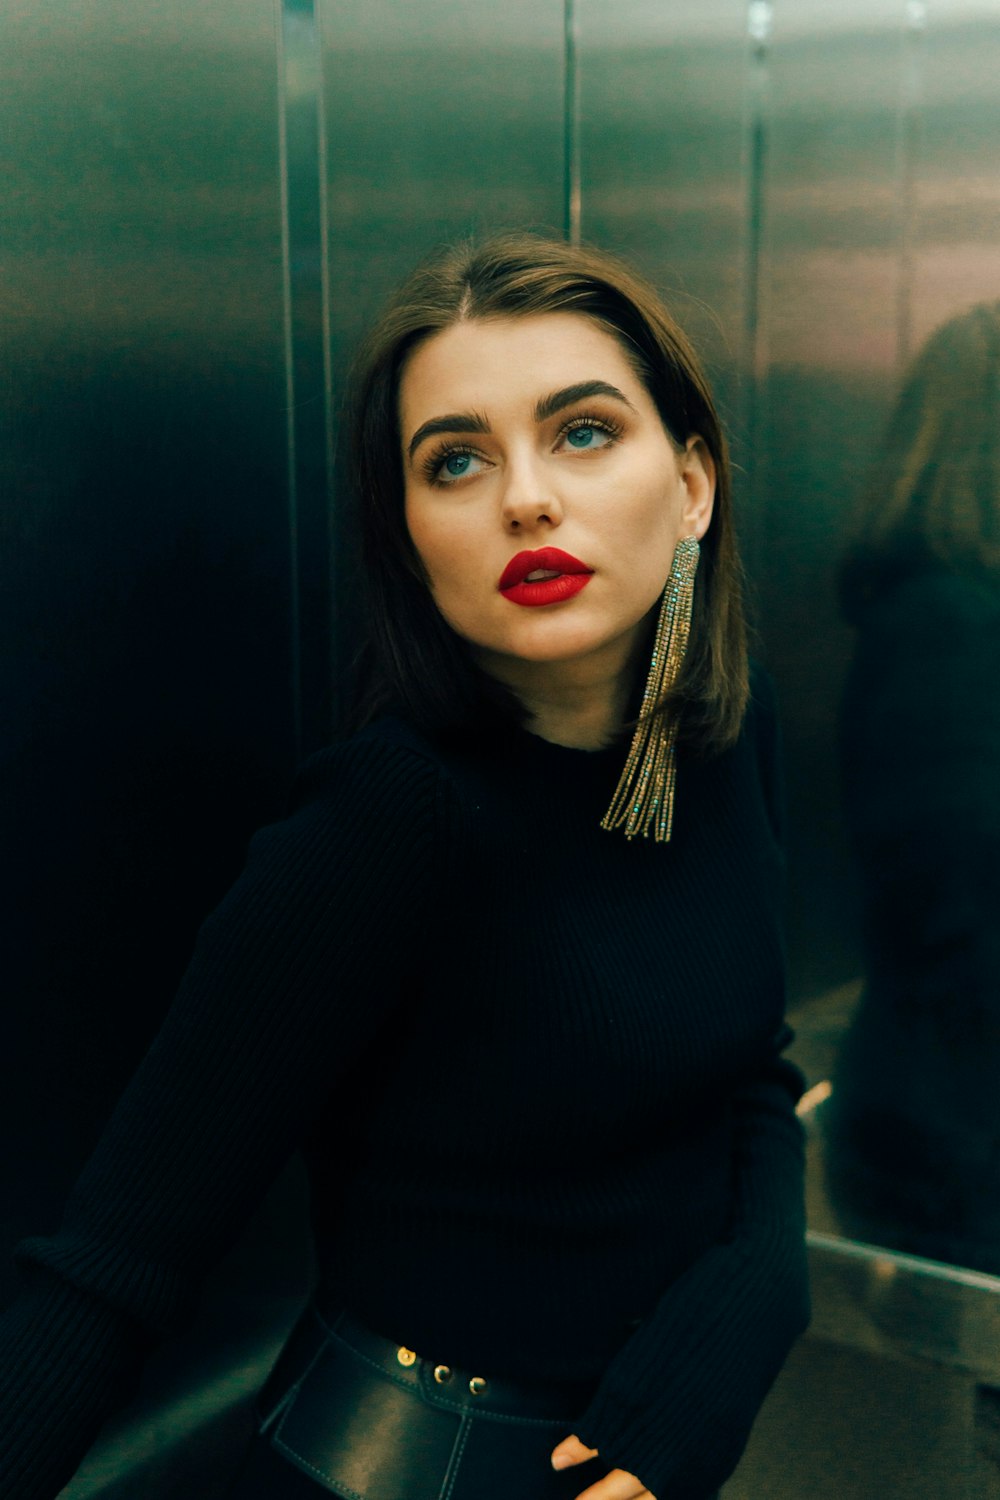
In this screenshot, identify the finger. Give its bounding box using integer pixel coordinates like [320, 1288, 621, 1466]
[551, 1433, 600, 1469]
[573, 1467, 652, 1500]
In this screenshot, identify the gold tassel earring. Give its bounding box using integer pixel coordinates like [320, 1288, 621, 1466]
[600, 535, 700, 843]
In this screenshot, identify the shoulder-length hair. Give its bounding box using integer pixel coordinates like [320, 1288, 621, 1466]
[840, 300, 1000, 623]
[346, 231, 748, 751]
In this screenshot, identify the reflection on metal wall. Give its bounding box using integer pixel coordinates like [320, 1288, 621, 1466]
[735, 9, 1000, 1491]
[745, 0, 1000, 1263]
[747, 0, 1000, 998]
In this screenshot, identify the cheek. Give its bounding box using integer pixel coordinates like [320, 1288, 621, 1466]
[403, 496, 443, 579]
[402, 491, 424, 555]
[404, 510, 468, 609]
[620, 474, 680, 553]
[407, 496, 483, 580]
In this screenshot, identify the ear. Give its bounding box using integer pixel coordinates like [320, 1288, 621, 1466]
[678, 435, 716, 540]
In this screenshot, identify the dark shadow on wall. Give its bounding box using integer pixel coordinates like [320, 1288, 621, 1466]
[0, 348, 318, 1360]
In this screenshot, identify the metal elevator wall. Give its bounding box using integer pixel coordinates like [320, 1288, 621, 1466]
[1, 0, 292, 1266]
[5, 1, 1000, 1495]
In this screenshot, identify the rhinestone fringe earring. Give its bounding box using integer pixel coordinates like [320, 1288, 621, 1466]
[600, 535, 700, 843]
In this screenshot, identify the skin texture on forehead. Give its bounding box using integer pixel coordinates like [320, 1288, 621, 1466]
[401, 313, 655, 441]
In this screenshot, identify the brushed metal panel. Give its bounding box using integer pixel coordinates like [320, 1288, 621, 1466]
[280, 0, 334, 754]
[1, 5, 307, 1491]
[750, 0, 907, 1003]
[576, 1, 751, 439]
[318, 0, 565, 328]
[1, 0, 290, 1249]
[909, 4, 1000, 348]
[1, 0, 285, 361]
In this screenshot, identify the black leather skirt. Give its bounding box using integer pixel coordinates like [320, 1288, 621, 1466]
[225, 1301, 611, 1500]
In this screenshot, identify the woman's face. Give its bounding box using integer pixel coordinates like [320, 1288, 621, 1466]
[400, 312, 715, 688]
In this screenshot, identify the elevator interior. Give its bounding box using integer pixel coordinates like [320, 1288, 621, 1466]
[3, 0, 1000, 1494]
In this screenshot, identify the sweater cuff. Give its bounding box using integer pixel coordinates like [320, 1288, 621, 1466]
[0, 1272, 147, 1500]
[574, 1225, 809, 1500]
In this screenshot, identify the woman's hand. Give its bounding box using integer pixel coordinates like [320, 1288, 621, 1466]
[550, 1434, 657, 1500]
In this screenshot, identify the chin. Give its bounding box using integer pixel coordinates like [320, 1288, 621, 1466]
[506, 635, 620, 668]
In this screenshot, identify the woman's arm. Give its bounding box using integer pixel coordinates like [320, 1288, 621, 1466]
[0, 731, 455, 1500]
[567, 1035, 808, 1500]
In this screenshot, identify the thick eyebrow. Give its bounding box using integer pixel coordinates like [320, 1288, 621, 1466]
[533, 380, 638, 422]
[407, 411, 490, 462]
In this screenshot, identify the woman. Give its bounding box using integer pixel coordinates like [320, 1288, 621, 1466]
[0, 234, 809, 1500]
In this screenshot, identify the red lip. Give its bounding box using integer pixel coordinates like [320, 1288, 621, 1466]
[498, 547, 593, 591]
[502, 574, 593, 607]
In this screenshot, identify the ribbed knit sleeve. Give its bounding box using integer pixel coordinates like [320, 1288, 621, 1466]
[0, 733, 455, 1500]
[573, 1036, 809, 1500]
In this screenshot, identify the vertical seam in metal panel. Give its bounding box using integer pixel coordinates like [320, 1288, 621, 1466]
[564, 0, 581, 244]
[896, 1, 927, 374]
[276, 0, 303, 763]
[742, 1, 773, 540]
[314, 0, 338, 726]
[314, 0, 334, 603]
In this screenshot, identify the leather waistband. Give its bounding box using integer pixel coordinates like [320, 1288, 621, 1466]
[258, 1301, 600, 1428]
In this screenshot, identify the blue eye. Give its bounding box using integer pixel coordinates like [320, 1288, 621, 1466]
[565, 424, 611, 450]
[433, 449, 484, 483]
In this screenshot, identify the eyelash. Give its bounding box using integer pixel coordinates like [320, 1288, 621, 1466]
[420, 412, 625, 485]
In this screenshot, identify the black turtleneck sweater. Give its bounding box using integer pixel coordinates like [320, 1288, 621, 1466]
[0, 665, 808, 1500]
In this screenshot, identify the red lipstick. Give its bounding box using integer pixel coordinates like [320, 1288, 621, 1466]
[498, 547, 594, 608]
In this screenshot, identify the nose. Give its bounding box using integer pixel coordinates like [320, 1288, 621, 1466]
[500, 453, 564, 532]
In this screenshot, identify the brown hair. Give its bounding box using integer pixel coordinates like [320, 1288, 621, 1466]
[840, 300, 1000, 622]
[347, 231, 748, 750]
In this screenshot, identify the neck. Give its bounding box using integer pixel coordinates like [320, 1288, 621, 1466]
[527, 681, 632, 749]
[475, 637, 646, 751]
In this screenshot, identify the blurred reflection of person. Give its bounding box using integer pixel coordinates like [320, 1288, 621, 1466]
[826, 301, 1000, 1275]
